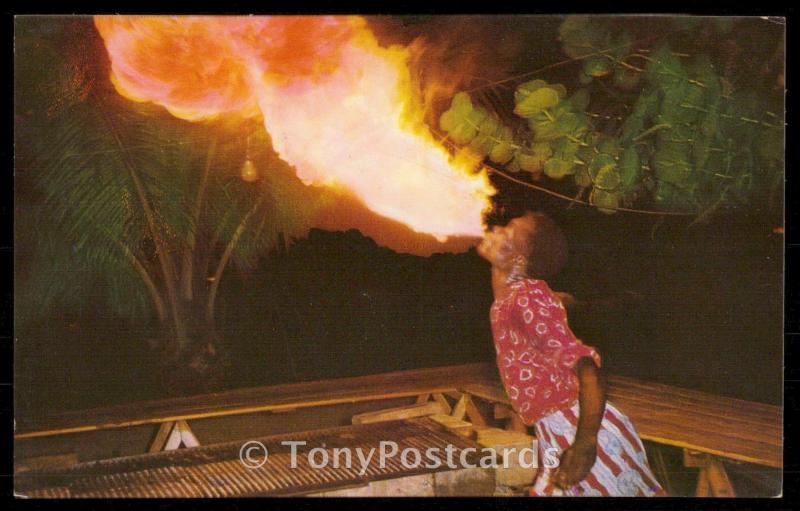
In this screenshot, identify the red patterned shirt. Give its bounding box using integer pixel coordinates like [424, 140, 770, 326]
[490, 278, 602, 425]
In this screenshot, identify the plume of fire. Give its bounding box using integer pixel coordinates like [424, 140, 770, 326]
[94, 15, 495, 248]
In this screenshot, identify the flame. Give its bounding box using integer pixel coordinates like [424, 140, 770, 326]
[94, 15, 494, 243]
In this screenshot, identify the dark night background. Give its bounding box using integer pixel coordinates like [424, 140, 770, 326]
[13, 15, 784, 420]
[14, 199, 784, 417]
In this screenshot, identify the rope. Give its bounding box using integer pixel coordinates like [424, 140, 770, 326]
[484, 162, 696, 216]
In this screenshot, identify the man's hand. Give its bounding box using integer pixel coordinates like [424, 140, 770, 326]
[553, 356, 606, 489]
[553, 439, 597, 489]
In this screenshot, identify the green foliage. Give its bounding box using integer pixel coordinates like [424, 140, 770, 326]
[513, 80, 566, 117]
[438, 16, 784, 217]
[15, 19, 163, 322]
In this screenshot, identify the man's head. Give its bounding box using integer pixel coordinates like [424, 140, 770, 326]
[478, 212, 567, 280]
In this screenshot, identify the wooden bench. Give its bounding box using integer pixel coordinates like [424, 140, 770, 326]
[15, 363, 781, 496]
[460, 371, 782, 497]
[460, 374, 782, 469]
[14, 363, 497, 440]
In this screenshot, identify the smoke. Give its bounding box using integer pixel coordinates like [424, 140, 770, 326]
[368, 16, 528, 127]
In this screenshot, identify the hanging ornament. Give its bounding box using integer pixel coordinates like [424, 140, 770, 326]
[240, 159, 258, 182]
[239, 132, 259, 182]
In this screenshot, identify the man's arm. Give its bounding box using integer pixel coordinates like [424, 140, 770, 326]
[553, 356, 607, 488]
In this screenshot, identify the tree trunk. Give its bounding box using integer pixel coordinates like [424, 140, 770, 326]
[157, 302, 227, 397]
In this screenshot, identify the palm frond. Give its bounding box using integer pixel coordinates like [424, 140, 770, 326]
[15, 19, 202, 323]
[16, 17, 330, 330]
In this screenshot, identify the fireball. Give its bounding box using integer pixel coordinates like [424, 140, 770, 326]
[94, 15, 495, 245]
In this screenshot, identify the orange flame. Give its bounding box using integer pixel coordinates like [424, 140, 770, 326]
[94, 15, 494, 243]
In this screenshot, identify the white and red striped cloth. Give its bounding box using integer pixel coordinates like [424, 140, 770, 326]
[531, 400, 666, 496]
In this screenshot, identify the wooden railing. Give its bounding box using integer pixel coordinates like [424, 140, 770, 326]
[15, 363, 781, 496]
[14, 364, 497, 439]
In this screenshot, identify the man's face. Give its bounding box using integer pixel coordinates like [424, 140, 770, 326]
[477, 217, 533, 271]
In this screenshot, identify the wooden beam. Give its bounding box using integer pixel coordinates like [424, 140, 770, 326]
[176, 420, 200, 448]
[149, 422, 176, 453]
[149, 420, 200, 452]
[427, 414, 474, 437]
[464, 397, 487, 427]
[494, 404, 512, 420]
[351, 401, 448, 425]
[431, 393, 452, 414]
[684, 449, 736, 497]
[462, 379, 782, 469]
[706, 459, 735, 497]
[15, 362, 783, 472]
[461, 383, 509, 404]
[695, 467, 711, 497]
[16, 364, 495, 439]
[451, 394, 468, 421]
[683, 449, 707, 468]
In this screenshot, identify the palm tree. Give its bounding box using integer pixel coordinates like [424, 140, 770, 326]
[15, 17, 328, 394]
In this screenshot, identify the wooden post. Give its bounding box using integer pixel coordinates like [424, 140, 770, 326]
[695, 467, 711, 497]
[149, 422, 176, 453]
[464, 397, 486, 427]
[494, 404, 512, 420]
[175, 420, 200, 448]
[493, 404, 527, 433]
[431, 393, 452, 414]
[451, 393, 469, 421]
[684, 449, 735, 497]
[706, 459, 735, 497]
[149, 420, 200, 452]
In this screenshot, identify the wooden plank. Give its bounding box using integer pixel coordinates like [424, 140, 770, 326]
[15, 362, 783, 470]
[351, 401, 447, 425]
[608, 374, 780, 418]
[464, 378, 781, 432]
[610, 395, 781, 448]
[606, 385, 781, 436]
[473, 426, 534, 448]
[460, 383, 510, 405]
[614, 406, 782, 468]
[607, 384, 781, 427]
[461, 380, 782, 468]
[16, 363, 496, 439]
[427, 414, 474, 437]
